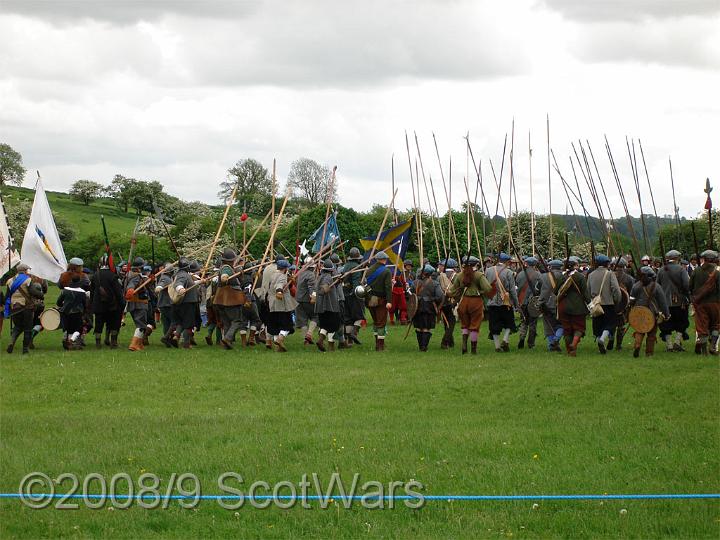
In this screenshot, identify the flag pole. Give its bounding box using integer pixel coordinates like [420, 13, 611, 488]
[547, 114, 553, 259]
[529, 129, 535, 256]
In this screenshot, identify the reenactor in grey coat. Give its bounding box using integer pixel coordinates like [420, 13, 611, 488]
[609, 257, 634, 351]
[314, 259, 342, 351]
[628, 266, 670, 357]
[516, 257, 541, 349]
[538, 259, 564, 351]
[587, 255, 622, 354]
[411, 264, 444, 351]
[657, 250, 691, 352]
[294, 256, 319, 346]
[484, 253, 519, 352]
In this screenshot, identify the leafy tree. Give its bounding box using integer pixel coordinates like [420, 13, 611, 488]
[287, 158, 336, 205]
[69, 179, 104, 206]
[0, 143, 26, 186]
[5, 195, 74, 243]
[108, 176, 168, 216]
[219, 159, 273, 213]
[108, 175, 137, 213]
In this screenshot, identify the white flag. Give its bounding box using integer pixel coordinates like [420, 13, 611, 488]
[21, 178, 67, 283]
[0, 194, 21, 273]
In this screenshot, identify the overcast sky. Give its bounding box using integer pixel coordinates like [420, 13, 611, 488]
[1, 0, 718, 219]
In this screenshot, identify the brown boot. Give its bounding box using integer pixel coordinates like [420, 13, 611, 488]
[275, 335, 287, 353]
[328, 341, 335, 352]
[462, 334, 469, 354]
[645, 337, 656, 357]
[378, 338, 385, 351]
[128, 336, 143, 351]
[266, 338, 273, 350]
[247, 332, 256, 346]
[471, 341, 477, 355]
[110, 332, 118, 349]
[95, 334, 102, 349]
[241, 333, 248, 347]
[375, 335, 380, 351]
[569, 335, 581, 357]
[338, 341, 350, 349]
[316, 333, 326, 352]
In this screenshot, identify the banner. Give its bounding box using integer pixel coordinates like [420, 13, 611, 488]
[20, 178, 67, 282]
[0, 193, 21, 274]
[308, 210, 341, 252]
[359, 219, 412, 268]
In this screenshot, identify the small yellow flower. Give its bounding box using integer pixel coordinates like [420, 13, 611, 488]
[532, 454, 539, 460]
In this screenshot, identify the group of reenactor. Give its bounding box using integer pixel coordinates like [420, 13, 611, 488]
[4, 243, 719, 358]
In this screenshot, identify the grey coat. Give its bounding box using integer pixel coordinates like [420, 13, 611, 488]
[538, 270, 562, 313]
[156, 273, 173, 308]
[587, 266, 622, 306]
[485, 264, 519, 309]
[295, 269, 316, 303]
[268, 271, 298, 312]
[656, 262, 690, 307]
[174, 270, 199, 303]
[515, 267, 541, 306]
[315, 272, 340, 313]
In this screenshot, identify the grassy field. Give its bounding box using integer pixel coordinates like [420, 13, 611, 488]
[1, 317, 718, 539]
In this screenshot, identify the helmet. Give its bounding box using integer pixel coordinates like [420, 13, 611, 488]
[329, 253, 341, 264]
[348, 247, 362, 260]
[375, 251, 389, 261]
[132, 257, 145, 268]
[445, 258, 458, 269]
[178, 257, 190, 270]
[354, 285, 367, 298]
[188, 260, 201, 272]
[221, 248, 236, 262]
[322, 259, 335, 271]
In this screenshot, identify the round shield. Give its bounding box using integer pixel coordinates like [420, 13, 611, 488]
[40, 308, 61, 331]
[406, 293, 418, 321]
[628, 305, 655, 333]
[527, 295, 542, 318]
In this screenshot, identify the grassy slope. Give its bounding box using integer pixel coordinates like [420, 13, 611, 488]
[1, 320, 718, 538]
[3, 186, 138, 239]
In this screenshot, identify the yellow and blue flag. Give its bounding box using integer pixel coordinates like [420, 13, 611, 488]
[360, 219, 413, 268]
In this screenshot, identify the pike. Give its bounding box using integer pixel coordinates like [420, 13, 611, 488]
[100, 214, 116, 273]
[405, 131, 423, 257]
[416, 159, 424, 266]
[414, 132, 442, 262]
[705, 178, 714, 250]
[464, 134, 492, 268]
[627, 137, 650, 254]
[153, 200, 181, 259]
[638, 140, 661, 233]
[202, 178, 239, 279]
[605, 135, 642, 260]
[669, 157, 683, 246]
[550, 150, 585, 241]
[318, 166, 337, 255]
[432, 133, 462, 262]
[529, 130, 535, 255]
[576, 142, 615, 256]
[124, 217, 141, 289]
[586, 141, 623, 257]
[237, 208, 272, 260]
[546, 114, 554, 259]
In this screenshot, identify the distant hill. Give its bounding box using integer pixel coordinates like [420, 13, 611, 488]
[2, 185, 139, 238]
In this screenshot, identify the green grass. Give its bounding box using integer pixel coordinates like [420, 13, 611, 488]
[2, 185, 139, 239]
[1, 319, 719, 538]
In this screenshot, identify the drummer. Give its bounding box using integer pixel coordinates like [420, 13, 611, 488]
[4, 263, 45, 355]
[628, 266, 670, 358]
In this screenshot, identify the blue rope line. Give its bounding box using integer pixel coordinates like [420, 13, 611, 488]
[1, 493, 719, 501]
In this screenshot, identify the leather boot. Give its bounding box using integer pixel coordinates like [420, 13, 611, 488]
[110, 332, 118, 349]
[241, 333, 248, 347]
[328, 341, 335, 352]
[275, 334, 287, 352]
[416, 331, 423, 351]
[645, 336, 656, 357]
[471, 340, 478, 355]
[316, 333, 326, 352]
[379, 338, 385, 351]
[375, 335, 380, 351]
[266, 338, 273, 350]
[462, 334, 469, 354]
[247, 331, 256, 346]
[564, 336, 573, 355]
[104, 330, 111, 347]
[205, 334, 213, 346]
[424, 332, 432, 351]
[95, 334, 102, 349]
[338, 340, 350, 349]
[143, 335, 149, 346]
[128, 336, 143, 351]
[351, 326, 362, 345]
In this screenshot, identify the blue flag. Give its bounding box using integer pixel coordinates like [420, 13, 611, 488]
[359, 219, 412, 268]
[308, 211, 341, 252]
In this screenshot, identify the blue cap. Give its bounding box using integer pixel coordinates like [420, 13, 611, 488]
[277, 259, 291, 269]
[445, 258, 458, 269]
[499, 253, 511, 262]
[548, 259, 563, 268]
[422, 264, 435, 274]
[525, 257, 538, 266]
[595, 254, 610, 265]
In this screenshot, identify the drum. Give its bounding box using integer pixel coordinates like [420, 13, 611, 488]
[39, 308, 61, 331]
[628, 305, 655, 333]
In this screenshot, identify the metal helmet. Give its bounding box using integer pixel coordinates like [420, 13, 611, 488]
[348, 247, 362, 260]
[354, 285, 368, 298]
